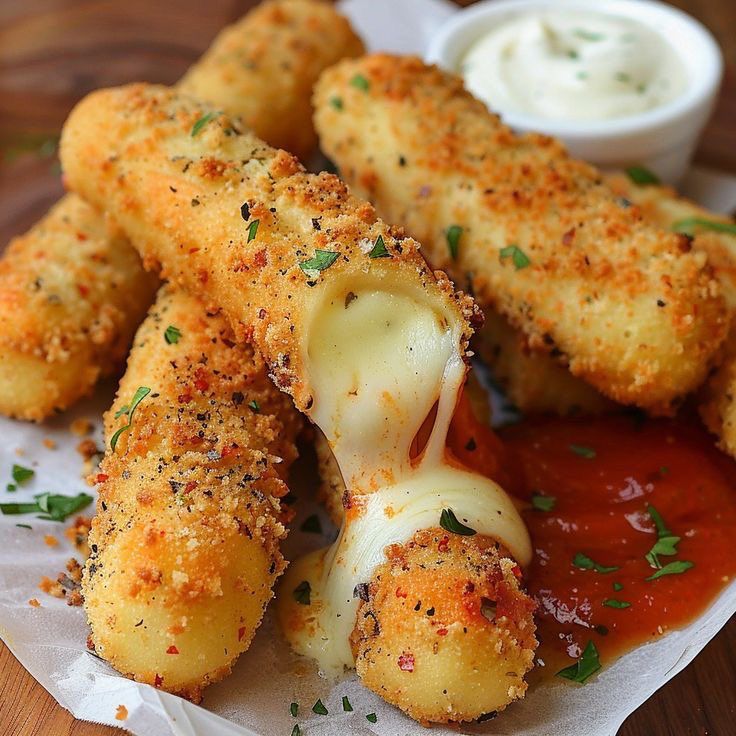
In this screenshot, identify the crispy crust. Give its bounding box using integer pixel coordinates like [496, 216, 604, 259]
[60, 83, 477, 413]
[314, 54, 729, 415]
[0, 194, 158, 420]
[84, 285, 301, 700]
[179, 0, 364, 160]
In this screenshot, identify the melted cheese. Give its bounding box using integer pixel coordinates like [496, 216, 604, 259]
[279, 274, 532, 674]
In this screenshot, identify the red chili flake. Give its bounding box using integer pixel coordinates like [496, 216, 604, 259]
[397, 652, 415, 672]
[178, 393, 192, 404]
[189, 248, 200, 254]
[76, 232, 88, 242]
[184, 481, 198, 493]
[221, 444, 238, 458]
[194, 368, 210, 392]
[154, 674, 163, 687]
[511, 565, 522, 580]
[562, 228, 576, 246]
[253, 249, 267, 267]
[395, 587, 408, 599]
[238, 626, 246, 641]
[437, 535, 449, 553]
[95, 473, 109, 484]
[77, 284, 90, 297]
[166, 645, 179, 655]
[437, 628, 448, 636]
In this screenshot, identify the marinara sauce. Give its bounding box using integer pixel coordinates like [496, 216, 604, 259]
[449, 403, 736, 677]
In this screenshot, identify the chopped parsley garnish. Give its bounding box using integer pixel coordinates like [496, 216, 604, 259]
[290, 702, 298, 717]
[0, 492, 93, 523]
[16, 523, 32, 529]
[312, 698, 328, 715]
[293, 580, 311, 605]
[164, 325, 182, 345]
[570, 444, 596, 459]
[291, 726, 301, 736]
[7, 484, 16, 492]
[330, 96, 344, 111]
[603, 598, 631, 609]
[248, 399, 260, 413]
[646, 560, 694, 581]
[556, 640, 601, 684]
[645, 504, 680, 569]
[626, 165, 660, 185]
[613, 582, 623, 592]
[300, 514, 323, 534]
[191, 112, 220, 137]
[671, 217, 736, 237]
[299, 250, 340, 276]
[615, 72, 631, 83]
[342, 695, 353, 712]
[247, 219, 260, 243]
[445, 225, 463, 260]
[350, 74, 370, 91]
[499, 244, 530, 270]
[366, 713, 378, 723]
[12, 465, 34, 484]
[110, 386, 151, 451]
[573, 552, 619, 574]
[659, 466, 669, 476]
[240, 202, 250, 221]
[531, 492, 556, 512]
[439, 508, 476, 536]
[368, 235, 390, 258]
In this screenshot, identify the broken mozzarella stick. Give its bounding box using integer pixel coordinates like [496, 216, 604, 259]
[61, 84, 537, 724]
[84, 284, 301, 700]
[0, 0, 362, 421]
[313, 54, 729, 415]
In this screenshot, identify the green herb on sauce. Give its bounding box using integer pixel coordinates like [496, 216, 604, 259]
[573, 552, 619, 574]
[556, 640, 601, 684]
[531, 492, 556, 512]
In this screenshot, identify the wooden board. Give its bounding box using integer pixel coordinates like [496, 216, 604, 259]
[0, 1, 734, 735]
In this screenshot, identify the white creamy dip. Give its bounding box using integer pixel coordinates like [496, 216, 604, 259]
[460, 10, 688, 121]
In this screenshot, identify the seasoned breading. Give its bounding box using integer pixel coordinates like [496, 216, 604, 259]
[0, 195, 158, 420]
[0, 0, 362, 422]
[314, 54, 729, 415]
[179, 0, 363, 161]
[84, 285, 301, 701]
[59, 83, 476, 414]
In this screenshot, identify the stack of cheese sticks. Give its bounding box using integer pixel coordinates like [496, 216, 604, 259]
[4, 2, 736, 729]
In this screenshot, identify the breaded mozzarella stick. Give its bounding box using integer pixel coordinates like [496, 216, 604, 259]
[85, 285, 301, 700]
[60, 84, 537, 723]
[313, 54, 729, 416]
[0, 0, 363, 421]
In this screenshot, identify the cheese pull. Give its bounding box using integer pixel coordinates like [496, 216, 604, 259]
[84, 285, 301, 701]
[313, 54, 729, 416]
[60, 84, 536, 723]
[0, 0, 362, 421]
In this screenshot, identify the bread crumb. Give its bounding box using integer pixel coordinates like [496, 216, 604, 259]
[28, 598, 40, 607]
[44, 535, 59, 547]
[65, 516, 92, 557]
[76, 438, 99, 461]
[15, 448, 25, 457]
[43, 438, 57, 450]
[115, 704, 128, 721]
[70, 418, 94, 437]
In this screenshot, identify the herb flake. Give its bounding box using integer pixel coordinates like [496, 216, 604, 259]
[626, 166, 660, 185]
[164, 325, 182, 345]
[531, 492, 556, 512]
[110, 386, 151, 451]
[293, 580, 311, 605]
[11, 465, 34, 484]
[570, 444, 596, 459]
[366, 713, 378, 723]
[191, 112, 220, 137]
[290, 702, 298, 717]
[342, 695, 353, 712]
[368, 235, 390, 259]
[446, 225, 463, 260]
[247, 219, 260, 243]
[556, 640, 601, 684]
[573, 552, 619, 574]
[299, 250, 340, 276]
[439, 508, 476, 536]
[671, 217, 736, 237]
[350, 74, 370, 91]
[499, 244, 531, 270]
[1, 492, 93, 523]
[603, 598, 631, 609]
[646, 560, 694, 581]
[312, 698, 328, 715]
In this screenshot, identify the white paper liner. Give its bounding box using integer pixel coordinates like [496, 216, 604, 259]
[2, 1, 736, 733]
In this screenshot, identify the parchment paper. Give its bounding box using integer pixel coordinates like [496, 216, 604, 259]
[2, 1, 736, 733]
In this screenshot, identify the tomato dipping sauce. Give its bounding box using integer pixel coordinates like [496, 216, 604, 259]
[449, 404, 736, 678]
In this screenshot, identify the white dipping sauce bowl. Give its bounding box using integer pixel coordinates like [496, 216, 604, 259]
[426, 0, 723, 184]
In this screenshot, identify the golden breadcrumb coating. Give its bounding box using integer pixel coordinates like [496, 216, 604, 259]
[84, 285, 301, 701]
[0, 194, 158, 420]
[314, 54, 729, 415]
[179, 0, 364, 161]
[0, 0, 362, 422]
[352, 529, 536, 724]
[60, 83, 477, 413]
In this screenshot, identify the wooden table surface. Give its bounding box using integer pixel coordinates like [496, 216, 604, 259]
[1, 1, 735, 735]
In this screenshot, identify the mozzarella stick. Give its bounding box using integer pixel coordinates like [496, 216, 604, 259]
[313, 54, 729, 415]
[0, 196, 158, 420]
[179, 0, 363, 161]
[61, 84, 537, 723]
[84, 284, 300, 700]
[0, 0, 363, 422]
